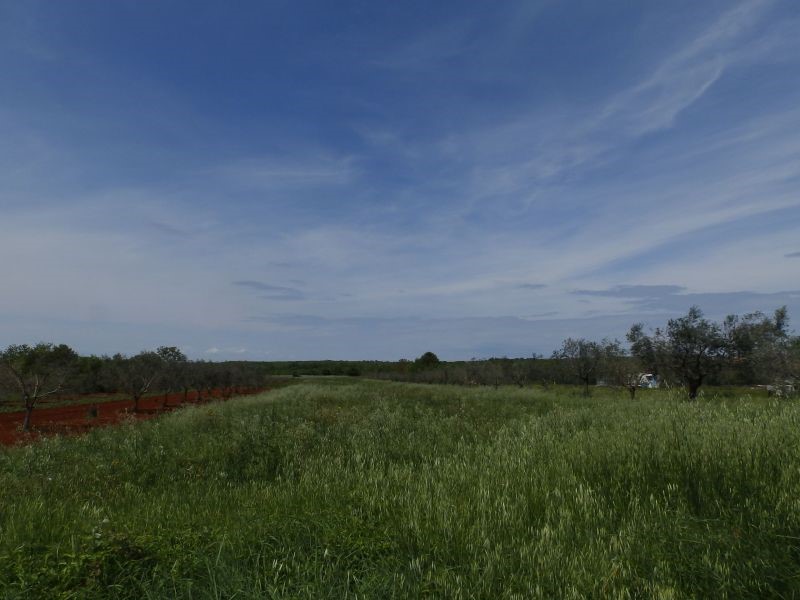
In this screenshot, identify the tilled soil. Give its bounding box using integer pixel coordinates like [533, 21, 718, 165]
[0, 389, 260, 446]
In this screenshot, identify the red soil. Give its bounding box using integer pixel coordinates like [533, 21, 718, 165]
[0, 389, 264, 447]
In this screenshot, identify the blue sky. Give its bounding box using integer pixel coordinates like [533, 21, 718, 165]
[1, 0, 799, 360]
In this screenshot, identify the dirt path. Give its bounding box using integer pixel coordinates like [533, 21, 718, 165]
[0, 389, 261, 446]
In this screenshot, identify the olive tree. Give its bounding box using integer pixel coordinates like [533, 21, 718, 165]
[553, 338, 619, 396]
[510, 359, 533, 388]
[627, 323, 661, 378]
[0, 343, 78, 431]
[724, 307, 793, 386]
[156, 346, 188, 407]
[414, 351, 440, 370]
[197, 360, 222, 401]
[601, 347, 640, 399]
[628, 306, 726, 399]
[112, 351, 163, 412]
[187, 360, 211, 402]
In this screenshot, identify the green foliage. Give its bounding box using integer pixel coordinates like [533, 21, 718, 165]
[110, 351, 164, 410]
[723, 307, 794, 385]
[629, 306, 728, 399]
[155, 346, 187, 364]
[414, 351, 441, 370]
[0, 344, 79, 399]
[552, 338, 620, 395]
[0, 343, 79, 428]
[1, 381, 799, 597]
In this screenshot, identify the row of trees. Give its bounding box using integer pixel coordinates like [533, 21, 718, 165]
[552, 306, 797, 398]
[378, 306, 799, 399]
[0, 346, 269, 431]
[624, 306, 796, 398]
[1, 306, 797, 427]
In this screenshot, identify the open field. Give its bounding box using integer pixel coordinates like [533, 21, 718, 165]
[1, 380, 799, 598]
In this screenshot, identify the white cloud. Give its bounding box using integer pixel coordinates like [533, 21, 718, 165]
[597, 0, 772, 137]
[215, 154, 357, 191]
[0, 1, 797, 358]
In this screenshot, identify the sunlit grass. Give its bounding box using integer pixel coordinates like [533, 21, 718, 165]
[1, 380, 798, 598]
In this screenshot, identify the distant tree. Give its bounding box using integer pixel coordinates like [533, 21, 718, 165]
[445, 364, 468, 385]
[723, 307, 793, 385]
[215, 362, 247, 398]
[73, 355, 113, 394]
[628, 306, 726, 400]
[554, 338, 618, 396]
[494, 358, 517, 387]
[790, 337, 800, 390]
[156, 346, 188, 407]
[0, 343, 78, 431]
[414, 351, 440, 370]
[465, 359, 484, 385]
[627, 323, 661, 378]
[0, 368, 12, 408]
[199, 361, 222, 400]
[176, 359, 199, 403]
[475, 360, 504, 388]
[600, 346, 640, 399]
[184, 360, 210, 402]
[237, 362, 265, 393]
[510, 359, 530, 388]
[112, 351, 163, 412]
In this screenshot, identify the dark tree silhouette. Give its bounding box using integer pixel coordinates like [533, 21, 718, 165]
[112, 351, 163, 412]
[629, 307, 726, 399]
[0, 343, 78, 431]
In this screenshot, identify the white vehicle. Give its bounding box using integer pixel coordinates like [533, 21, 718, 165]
[765, 380, 796, 397]
[638, 373, 660, 389]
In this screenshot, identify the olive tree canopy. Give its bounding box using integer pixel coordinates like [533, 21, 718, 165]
[0, 343, 79, 431]
[628, 306, 726, 399]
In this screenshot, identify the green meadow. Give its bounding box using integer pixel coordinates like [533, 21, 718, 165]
[1, 380, 799, 598]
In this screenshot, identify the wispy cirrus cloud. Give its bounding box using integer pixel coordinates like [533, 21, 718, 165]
[0, 0, 798, 358]
[432, 0, 785, 217]
[570, 284, 800, 316]
[573, 285, 687, 298]
[205, 346, 247, 355]
[596, 0, 774, 138]
[516, 283, 547, 290]
[216, 155, 356, 191]
[232, 281, 306, 301]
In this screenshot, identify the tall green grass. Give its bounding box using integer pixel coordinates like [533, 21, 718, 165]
[1, 380, 798, 598]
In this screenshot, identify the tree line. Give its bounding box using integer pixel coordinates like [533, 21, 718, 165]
[0, 346, 270, 431]
[371, 306, 800, 399]
[1, 306, 797, 430]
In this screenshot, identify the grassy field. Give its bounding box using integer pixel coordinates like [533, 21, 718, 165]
[0, 380, 798, 598]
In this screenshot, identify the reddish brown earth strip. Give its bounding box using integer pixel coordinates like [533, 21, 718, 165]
[0, 389, 265, 447]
